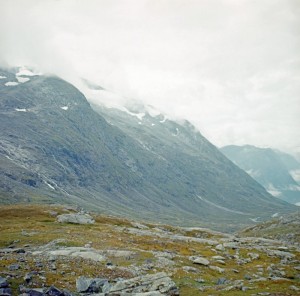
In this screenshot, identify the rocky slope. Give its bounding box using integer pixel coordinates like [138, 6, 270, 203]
[221, 145, 300, 204]
[239, 212, 300, 246]
[0, 205, 299, 295]
[0, 68, 296, 231]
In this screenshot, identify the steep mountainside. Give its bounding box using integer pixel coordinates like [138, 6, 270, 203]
[0, 68, 295, 231]
[220, 145, 300, 204]
[91, 103, 295, 230]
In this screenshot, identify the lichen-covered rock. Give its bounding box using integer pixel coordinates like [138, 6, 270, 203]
[56, 213, 94, 224]
[109, 272, 179, 295]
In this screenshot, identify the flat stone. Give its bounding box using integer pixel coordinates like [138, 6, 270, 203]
[182, 266, 198, 273]
[48, 247, 105, 262]
[56, 213, 94, 224]
[109, 272, 178, 295]
[209, 265, 225, 273]
[189, 256, 210, 266]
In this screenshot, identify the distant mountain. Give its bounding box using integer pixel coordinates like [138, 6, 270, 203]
[220, 145, 300, 204]
[0, 68, 296, 231]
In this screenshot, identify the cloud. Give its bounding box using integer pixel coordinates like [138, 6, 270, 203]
[0, 0, 299, 157]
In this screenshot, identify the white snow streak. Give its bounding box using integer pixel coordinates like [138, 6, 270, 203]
[5, 81, 19, 86]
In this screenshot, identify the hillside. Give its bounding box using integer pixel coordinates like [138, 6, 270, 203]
[239, 211, 300, 246]
[0, 204, 299, 296]
[0, 68, 296, 231]
[221, 145, 300, 204]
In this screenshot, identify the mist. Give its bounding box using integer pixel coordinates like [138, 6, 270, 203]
[1, 0, 299, 157]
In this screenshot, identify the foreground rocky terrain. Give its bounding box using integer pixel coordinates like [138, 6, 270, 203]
[0, 205, 299, 295]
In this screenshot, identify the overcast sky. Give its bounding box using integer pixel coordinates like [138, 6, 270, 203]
[1, 0, 299, 157]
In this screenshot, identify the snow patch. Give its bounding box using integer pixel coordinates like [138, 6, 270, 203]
[61, 106, 69, 110]
[16, 66, 41, 76]
[16, 76, 30, 83]
[123, 107, 145, 120]
[290, 169, 300, 183]
[246, 169, 261, 178]
[5, 81, 19, 86]
[272, 212, 279, 218]
[45, 181, 55, 190]
[138, 122, 142, 125]
[0, 75, 6, 79]
[249, 217, 260, 223]
[151, 123, 155, 126]
[296, 202, 300, 206]
[15, 108, 27, 112]
[159, 117, 167, 123]
[172, 128, 179, 137]
[266, 184, 282, 197]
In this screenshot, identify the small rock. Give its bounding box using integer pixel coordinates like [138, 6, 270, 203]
[244, 274, 252, 280]
[247, 252, 259, 260]
[182, 266, 198, 273]
[8, 264, 20, 271]
[190, 256, 210, 266]
[216, 278, 227, 285]
[209, 266, 224, 273]
[76, 277, 110, 293]
[45, 286, 63, 296]
[195, 278, 205, 283]
[24, 273, 33, 283]
[0, 278, 8, 288]
[0, 288, 12, 296]
[289, 285, 300, 291]
[215, 244, 225, 251]
[212, 255, 226, 260]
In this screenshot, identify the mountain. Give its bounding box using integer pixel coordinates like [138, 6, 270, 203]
[220, 145, 300, 205]
[0, 68, 296, 231]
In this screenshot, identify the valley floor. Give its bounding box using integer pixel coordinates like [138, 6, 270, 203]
[0, 204, 299, 295]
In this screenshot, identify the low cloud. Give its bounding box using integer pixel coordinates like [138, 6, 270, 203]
[1, 0, 299, 157]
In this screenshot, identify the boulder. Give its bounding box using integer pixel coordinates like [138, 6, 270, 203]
[109, 272, 179, 295]
[0, 288, 11, 296]
[0, 278, 8, 288]
[76, 277, 110, 293]
[56, 213, 94, 224]
[189, 256, 210, 266]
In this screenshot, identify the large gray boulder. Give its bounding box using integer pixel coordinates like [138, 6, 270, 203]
[56, 213, 95, 224]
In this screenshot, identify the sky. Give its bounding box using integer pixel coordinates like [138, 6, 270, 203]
[1, 0, 299, 157]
